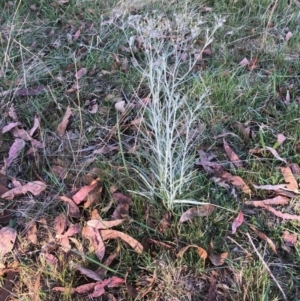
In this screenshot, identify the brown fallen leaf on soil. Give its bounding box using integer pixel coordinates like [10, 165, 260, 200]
[0, 270, 17, 300]
[0, 227, 17, 268]
[280, 166, 298, 191]
[100, 229, 143, 254]
[282, 231, 297, 247]
[59, 196, 80, 218]
[245, 196, 289, 207]
[223, 138, 243, 168]
[28, 115, 40, 137]
[232, 121, 256, 140]
[209, 251, 228, 266]
[57, 106, 72, 137]
[72, 180, 99, 205]
[75, 67, 87, 79]
[231, 211, 244, 234]
[263, 206, 300, 222]
[43, 253, 58, 265]
[52, 276, 124, 297]
[4, 138, 26, 168]
[54, 214, 67, 236]
[71, 263, 102, 281]
[26, 222, 38, 244]
[265, 146, 287, 164]
[2, 122, 20, 133]
[158, 211, 171, 233]
[112, 192, 132, 219]
[15, 85, 45, 96]
[177, 244, 207, 266]
[249, 225, 277, 254]
[248, 58, 259, 71]
[219, 171, 251, 194]
[82, 225, 106, 261]
[1, 181, 47, 200]
[179, 204, 215, 223]
[87, 219, 125, 229]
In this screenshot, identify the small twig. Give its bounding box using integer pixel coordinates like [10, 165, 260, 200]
[246, 232, 287, 301]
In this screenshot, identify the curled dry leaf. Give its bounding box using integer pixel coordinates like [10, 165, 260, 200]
[115, 101, 126, 113]
[249, 225, 277, 254]
[2, 122, 20, 134]
[0, 227, 17, 267]
[82, 225, 106, 261]
[282, 231, 297, 247]
[277, 134, 286, 146]
[220, 171, 251, 194]
[245, 196, 289, 207]
[280, 166, 298, 191]
[26, 222, 38, 244]
[75, 67, 86, 79]
[71, 263, 102, 281]
[59, 196, 80, 218]
[43, 253, 58, 265]
[100, 229, 143, 254]
[87, 219, 125, 229]
[231, 211, 244, 234]
[54, 214, 67, 236]
[177, 244, 207, 266]
[89, 277, 125, 298]
[72, 180, 98, 205]
[265, 146, 287, 164]
[285, 31, 293, 41]
[209, 251, 228, 266]
[1, 181, 47, 200]
[5, 138, 26, 167]
[179, 204, 215, 223]
[57, 106, 72, 137]
[223, 138, 243, 168]
[28, 115, 40, 137]
[263, 206, 300, 222]
[239, 57, 249, 67]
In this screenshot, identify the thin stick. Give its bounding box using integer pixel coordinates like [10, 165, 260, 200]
[246, 232, 287, 301]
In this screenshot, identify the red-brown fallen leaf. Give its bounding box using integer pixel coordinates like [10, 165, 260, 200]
[253, 184, 288, 191]
[179, 204, 215, 223]
[0, 227, 17, 267]
[282, 230, 297, 247]
[277, 134, 286, 146]
[264, 146, 287, 164]
[248, 58, 258, 70]
[23, 181, 47, 196]
[177, 244, 207, 266]
[223, 138, 243, 168]
[263, 206, 300, 222]
[100, 229, 143, 254]
[280, 166, 298, 191]
[249, 225, 277, 254]
[54, 214, 67, 236]
[51, 165, 67, 179]
[11, 127, 31, 141]
[220, 171, 251, 194]
[71, 263, 102, 281]
[28, 115, 40, 137]
[2, 122, 20, 134]
[87, 219, 125, 229]
[1, 181, 46, 200]
[89, 277, 125, 298]
[82, 225, 106, 261]
[0, 270, 17, 300]
[72, 180, 98, 205]
[239, 57, 249, 67]
[245, 196, 289, 207]
[15, 85, 45, 96]
[112, 192, 132, 219]
[73, 29, 81, 42]
[74, 282, 97, 294]
[5, 138, 26, 167]
[209, 251, 228, 266]
[43, 253, 58, 265]
[96, 244, 121, 276]
[231, 211, 244, 234]
[75, 67, 86, 79]
[59, 196, 80, 218]
[26, 222, 38, 244]
[285, 31, 293, 41]
[62, 223, 81, 238]
[158, 211, 171, 233]
[57, 106, 72, 137]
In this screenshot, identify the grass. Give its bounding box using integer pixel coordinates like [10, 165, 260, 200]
[0, 0, 300, 300]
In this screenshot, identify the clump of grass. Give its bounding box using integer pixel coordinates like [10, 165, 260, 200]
[125, 12, 225, 210]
